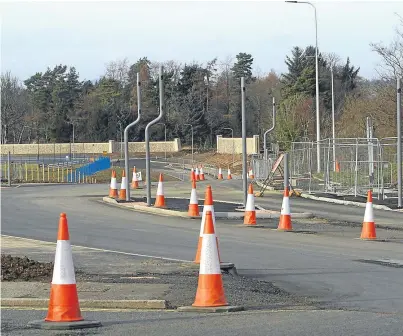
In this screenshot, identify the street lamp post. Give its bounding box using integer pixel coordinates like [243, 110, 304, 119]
[157, 123, 167, 161]
[286, 0, 321, 173]
[223, 127, 234, 166]
[184, 124, 194, 163]
[331, 66, 336, 171]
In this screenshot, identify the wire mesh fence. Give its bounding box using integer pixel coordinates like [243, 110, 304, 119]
[251, 137, 401, 200]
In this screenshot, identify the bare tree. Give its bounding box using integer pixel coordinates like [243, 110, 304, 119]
[371, 15, 403, 79]
[105, 58, 130, 84]
[1, 72, 30, 144]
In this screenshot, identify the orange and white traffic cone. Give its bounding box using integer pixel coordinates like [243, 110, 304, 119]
[217, 167, 223, 180]
[188, 180, 200, 217]
[190, 167, 194, 181]
[131, 166, 139, 189]
[46, 213, 82, 322]
[199, 165, 205, 181]
[109, 170, 118, 197]
[194, 185, 220, 264]
[244, 184, 256, 225]
[154, 173, 166, 208]
[335, 160, 341, 173]
[227, 167, 232, 180]
[195, 166, 200, 181]
[118, 169, 127, 200]
[192, 211, 228, 308]
[249, 167, 255, 179]
[28, 213, 101, 330]
[360, 190, 376, 240]
[277, 187, 292, 231]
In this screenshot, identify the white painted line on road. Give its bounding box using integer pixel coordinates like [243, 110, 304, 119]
[1, 234, 192, 263]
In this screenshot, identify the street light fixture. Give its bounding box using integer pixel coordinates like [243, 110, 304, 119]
[184, 123, 194, 163]
[222, 127, 234, 166]
[286, 0, 321, 173]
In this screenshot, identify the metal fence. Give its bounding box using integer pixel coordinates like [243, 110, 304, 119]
[251, 137, 401, 200]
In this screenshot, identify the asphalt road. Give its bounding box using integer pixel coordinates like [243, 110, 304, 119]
[3, 309, 403, 336]
[1, 183, 403, 334]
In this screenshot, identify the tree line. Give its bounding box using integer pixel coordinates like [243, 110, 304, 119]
[1, 20, 402, 150]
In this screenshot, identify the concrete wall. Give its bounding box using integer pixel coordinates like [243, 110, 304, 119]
[216, 135, 260, 155]
[1, 138, 182, 155]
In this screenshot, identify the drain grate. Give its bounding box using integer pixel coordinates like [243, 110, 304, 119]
[355, 259, 403, 268]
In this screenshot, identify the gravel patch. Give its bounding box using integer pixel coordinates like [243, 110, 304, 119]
[1, 255, 53, 282]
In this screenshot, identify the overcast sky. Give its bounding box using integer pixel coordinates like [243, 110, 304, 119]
[1, 0, 402, 82]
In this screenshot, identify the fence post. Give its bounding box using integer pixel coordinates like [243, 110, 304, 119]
[78, 171, 81, 184]
[354, 139, 358, 197]
[57, 166, 60, 183]
[37, 164, 39, 182]
[25, 162, 28, 182]
[7, 152, 11, 187]
[42, 164, 45, 182]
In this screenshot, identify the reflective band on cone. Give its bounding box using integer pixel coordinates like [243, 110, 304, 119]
[249, 168, 254, 179]
[46, 213, 82, 322]
[217, 168, 223, 180]
[188, 180, 200, 217]
[195, 167, 200, 181]
[192, 211, 228, 307]
[109, 170, 118, 197]
[119, 170, 127, 200]
[360, 190, 376, 240]
[154, 173, 166, 208]
[194, 186, 220, 264]
[131, 166, 139, 189]
[277, 187, 292, 231]
[244, 184, 256, 225]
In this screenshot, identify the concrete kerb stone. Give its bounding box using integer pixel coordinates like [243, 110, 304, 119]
[101, 196, 313, 219]
[2, 298, 167, 310]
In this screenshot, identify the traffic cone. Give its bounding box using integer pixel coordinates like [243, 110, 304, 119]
[244, 184, 256, 225]
[190, 167, 194, 181]
[46, 213, 82, 322]
[154, 173, 166, 208]
[195, 166, 200, 181]
[192, 211, 228, 307]
[335, 160, 341, 173]
[188, 180, 200, 217]
[194, 185, 220, 264]
[131, 166, 139, 189]
[249, 167, 255, 179]
[217, 167, 223, 180]
[199, 165, 205, 181]
[28, 213, 101, 330]
[118, 169, 127, 200]
[277, 187, 292, 231]
[360, 190, 376, 240]
[109, 170, 118, 197]
[227, 167, 232, 180]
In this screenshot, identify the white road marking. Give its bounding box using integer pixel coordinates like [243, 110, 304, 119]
[1, 235, 192, 263]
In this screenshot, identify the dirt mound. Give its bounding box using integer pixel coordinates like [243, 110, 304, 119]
[1, 254, 53, 281]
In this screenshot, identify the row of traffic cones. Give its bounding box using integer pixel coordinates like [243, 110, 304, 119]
[243, 184, 376, 239]
[109, 167, 142, 200]
[192, 166, 254, 181]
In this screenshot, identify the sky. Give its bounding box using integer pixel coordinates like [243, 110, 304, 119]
[1, 0, 402, 82]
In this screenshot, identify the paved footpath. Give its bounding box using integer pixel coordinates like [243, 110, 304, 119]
[1, 183, 403, 335]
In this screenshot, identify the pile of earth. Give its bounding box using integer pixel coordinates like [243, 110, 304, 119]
[1, 254, 53, 281]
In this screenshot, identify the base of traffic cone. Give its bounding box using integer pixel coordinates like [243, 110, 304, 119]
[154, 195, 166, 208]
[188, 204, 200, 217]
[192, 274, 227, 307]
[109, 189, 118, 198]
[177, 305, 244, 313]
[277, 215, 292, 231]
[131, 181, 139, 189]
[243, 211, 256, 225]
[27, 319, 101, 330]
[118, 190, 126, 200]
[360, 221, 376, 240]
